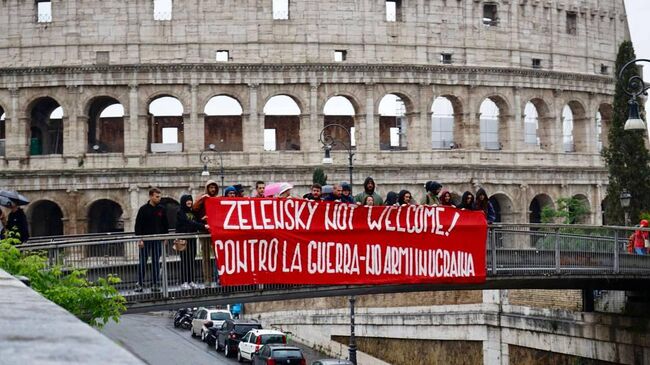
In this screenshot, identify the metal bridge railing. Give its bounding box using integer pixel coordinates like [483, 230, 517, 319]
[15, 224, 650, 305]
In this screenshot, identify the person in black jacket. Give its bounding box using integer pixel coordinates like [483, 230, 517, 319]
[176, 194, 209, 289]
[4, 201, 29, 243]
[134, 188, 169, 293]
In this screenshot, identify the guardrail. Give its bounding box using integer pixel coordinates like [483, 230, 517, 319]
[15, 224, 650, 306]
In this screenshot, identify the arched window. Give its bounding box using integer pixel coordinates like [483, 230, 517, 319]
[480, 99, 500, 150]
[87, 97, 125, 153]
[204, 95, 244, 151]
[323, 96, 356, 149]
[28, 200, 63, 237]
[148, 96, 184, 153]
[562, 105, 574, 152]
[378, 94, 408, 150]
[29, 97, 63, 155]
[523, 102, 539, 146]
[431, 97, 455, 149]
[263, 95, 301, 151]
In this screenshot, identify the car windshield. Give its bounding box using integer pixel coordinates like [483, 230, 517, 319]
[262, 334, 285, 344]
[272, 349, 302, 358]
[234, 324, 261, 334]
[210, 312, 231, 321]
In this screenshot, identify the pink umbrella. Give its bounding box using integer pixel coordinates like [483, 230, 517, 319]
[264, 182, 293, 197]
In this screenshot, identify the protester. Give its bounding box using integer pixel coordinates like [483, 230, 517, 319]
[421, 181, 442, 205]
[134, 188, 169, 293]
[224, 186, 237, 197]
[320, 185, 333, 201]
[176, 194, 209, 290]
[355, 177, 383, 205]
[4, 201, 29, 243]
[363, 195, 375, 206]
[633, 219, 649, 255]
[303, 183, 322, 201]
[397, 190, 414, 205]
[340, 183, 355, 204]
[474, 188, 496, 224]
[276, 183, 293, 198]
[324, 184, 343, 202]
[439, 190, 454, 206]
[193, 180, 219, 287]
[233, 184, 245, 197]
[457, 191, 475, 210]
[251, 181, 265, 198]
[385, 191, 398, 206]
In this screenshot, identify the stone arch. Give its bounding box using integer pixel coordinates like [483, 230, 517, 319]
[160, 197, 180, 230]
[323, 95, 357, 150]
[26, 199, 64, 237]
[523, 98, 553, 150]
[324, 91, 362, 116]
[199, 92, 246, 115]
[562, 100, 588, 153]
[378, 92, 415, 150]
[529, 193, 554, 224]
[87, 199, 124, 233]
[262, 93, 305, 114]
[431, 95, 463, 149]
[203, 95, 244, 151]
[85, 96, 125, 153]
[570, 193, 591, 224]
[263, 94, 302, 151]
[489, 192, 515, 223]
[26, 96, 64, 155]
[147, 95, 185, 153]
[597, 103, 613, 151]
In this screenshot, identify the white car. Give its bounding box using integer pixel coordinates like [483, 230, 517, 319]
[190, 307, 233, 341]
[237, 329, 286, 362]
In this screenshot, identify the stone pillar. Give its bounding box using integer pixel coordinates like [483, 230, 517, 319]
[360, 83, 378, 153]
[127, 185, 140, 232]
[553, 92, 565, 154]
[519, 183, 529, 224]
[482, 290, 507, 365]
[185, 83, 202, 154]
[244, 83, 263, 153]
[62, 86, 81, 158]
[305, 82, 320, 153]
[512, 88, 522, 152]
[466, 87, 480, 149]
[76, 115, 89, 154]
[5, 88, 28, 164]
[125, 85, 143, 158]
[594, 183, 603, 225]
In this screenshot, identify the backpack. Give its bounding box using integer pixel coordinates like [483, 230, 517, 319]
[627, 234, 634, 253]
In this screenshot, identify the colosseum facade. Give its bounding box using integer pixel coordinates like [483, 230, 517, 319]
[0, 0, 629, 236]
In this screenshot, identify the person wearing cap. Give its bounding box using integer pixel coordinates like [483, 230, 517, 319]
[340, 183, 355, 204]
[224, 186, 238, 197]
[633, 219, 650, 255]
[4, 200, 29, 243]
[277, 183, 293, 198]
[421, 181, 442, 205]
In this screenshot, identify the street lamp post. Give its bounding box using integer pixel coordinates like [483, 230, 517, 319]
[199, 143, 225, 188]
[620, 190, 632, 226]
[618, 59, 650, 131]
[318, 123, 356, 365]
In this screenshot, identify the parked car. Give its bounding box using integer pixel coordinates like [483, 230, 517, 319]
[238, 329, 287, 362]
[252, 344, 306, 365]
[206, 318, 261, 351]
[311, 360, 354, 365]
[190, 307, 232, 341]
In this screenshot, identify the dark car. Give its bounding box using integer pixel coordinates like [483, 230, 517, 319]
[252, 344, 306, 365]
[210, 318, 262, 357]
[312, 360, 354, 365]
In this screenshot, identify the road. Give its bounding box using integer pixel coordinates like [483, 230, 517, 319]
[101, 312, 328, 365]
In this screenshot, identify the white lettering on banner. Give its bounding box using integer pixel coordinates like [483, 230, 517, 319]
[216, 238, 475, 278]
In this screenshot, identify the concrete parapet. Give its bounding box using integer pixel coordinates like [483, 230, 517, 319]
[0, 269, 144, 365]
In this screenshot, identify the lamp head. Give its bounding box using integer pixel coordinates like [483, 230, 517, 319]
[201, 164, 210, 177]
[208, 143, 216, 150]
[624, 100, 647, 131]
[322, 146, 333, 164]
[619, 190, 632, 209]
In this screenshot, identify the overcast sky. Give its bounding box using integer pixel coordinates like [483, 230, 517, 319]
[625, 1, 650, 74]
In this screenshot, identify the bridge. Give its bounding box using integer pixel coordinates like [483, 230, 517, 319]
[17, 223, 650, 313]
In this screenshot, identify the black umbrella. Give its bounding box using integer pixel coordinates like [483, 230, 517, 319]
[0, 195, 11, 207]
[0, 190, 30, 206]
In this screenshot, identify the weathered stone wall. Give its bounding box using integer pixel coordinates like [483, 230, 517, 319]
[508, 345, 620, 365]
[508, 289, 582, 311]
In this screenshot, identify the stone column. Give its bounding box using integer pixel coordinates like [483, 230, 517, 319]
[419, 83, 432, 151]
[553, 91, 565, 154]
[244, 83, 263, 153]
[127, 185, 140, 232]
[5, 88, 28, 165]
[519, 183, 529, 224]
[125, 85, 143, 158]
[360, 83, 378, 153]
[482, 290, 507, 365]
[185, 83, 202, 154]
[594, 183, 603, 225]
[305, 82, 320, 153]
[62, 86, 81, 158]
[512, 88, 522, 152]
[466, 87, 481, 149]
[76, 115, 89, 154]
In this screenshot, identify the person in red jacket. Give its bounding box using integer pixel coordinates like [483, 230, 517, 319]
[634, 219, 649, 255]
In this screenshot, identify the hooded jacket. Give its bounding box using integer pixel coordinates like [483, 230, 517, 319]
[176, 194, 206, 234]
[421, 181, 442, 205]
[193, 180, 219, 221]
[6, 207, 29, 242]
[354, 177, 383, 205]
[397, 190, 413, 205]
[384, 191, 398, 206]
[474, 188, 496, 223]
[439, 190, 454, 206]
[457, 191, 475, 209]
[634, 219, 649, 249]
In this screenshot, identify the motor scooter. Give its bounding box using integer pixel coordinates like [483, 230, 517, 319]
[173, 308, 194, 330]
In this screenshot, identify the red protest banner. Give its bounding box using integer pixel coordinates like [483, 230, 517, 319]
[205, 197, 487, 286]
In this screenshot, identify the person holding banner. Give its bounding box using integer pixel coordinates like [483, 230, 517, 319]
[176, 194, 209, 289]
[193, 180, 219, 287]
[421, 181, 442, 205]
[474, 188, 496, 224]
[354, 177, 383, 205]
[457, 191, 475, 210]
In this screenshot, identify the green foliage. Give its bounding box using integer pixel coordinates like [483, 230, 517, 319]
[0, 236, 126, 328]
[540, 197, 590, 224]
[312, 167, 328, 186]
[602, 40, 650, 225]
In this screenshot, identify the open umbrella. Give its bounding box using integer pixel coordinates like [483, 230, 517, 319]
[0, 195, 11, 207]
[0, 190, 30, 206]
[263, 182, 293, 198]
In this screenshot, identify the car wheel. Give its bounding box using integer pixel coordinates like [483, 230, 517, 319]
[237, 349, 243, 363]
[201, 330, 205, 342]
[215, 340, 222, 352]
[224, 343, 231, 358]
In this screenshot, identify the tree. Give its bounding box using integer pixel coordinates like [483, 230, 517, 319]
[602, 40, 650, 225]
[312, 167, 328, 186]
[0, 232, 126, 327]
[541, 197, 590, 224]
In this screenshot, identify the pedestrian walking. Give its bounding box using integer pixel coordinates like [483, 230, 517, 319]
[193, 180, 219, 287]
[3, 200, 29, 243]
[176, 194, 209, 290]
[134, 188, 169, 293]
